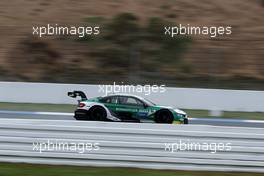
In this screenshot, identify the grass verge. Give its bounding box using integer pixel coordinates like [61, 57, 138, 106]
[0, 102, 75, 113]
[0, 163, 263, 176]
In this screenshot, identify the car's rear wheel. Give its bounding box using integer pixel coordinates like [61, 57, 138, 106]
[155, 110, 173, 124]
[89, 106, 107, 121]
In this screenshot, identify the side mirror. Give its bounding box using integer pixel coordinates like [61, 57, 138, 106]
[143, 103, 149, 108]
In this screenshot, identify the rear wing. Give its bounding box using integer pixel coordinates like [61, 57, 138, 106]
[68, 91, 87, 101]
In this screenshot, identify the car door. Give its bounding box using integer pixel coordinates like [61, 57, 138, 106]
[116, 96, 146, 121]
[99, 95, 118, 112]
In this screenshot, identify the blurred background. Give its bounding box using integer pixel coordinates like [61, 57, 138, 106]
[0, 1, 264, 175]
[0, 0, 263, 90]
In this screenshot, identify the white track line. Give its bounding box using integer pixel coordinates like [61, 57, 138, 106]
[0, 110, 264, 124]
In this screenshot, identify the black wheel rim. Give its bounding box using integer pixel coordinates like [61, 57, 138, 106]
[92, 108, 105, 120]
[159, 111, 172, 123]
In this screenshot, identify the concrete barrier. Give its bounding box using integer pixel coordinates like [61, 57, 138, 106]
[0, 81, 264, 112]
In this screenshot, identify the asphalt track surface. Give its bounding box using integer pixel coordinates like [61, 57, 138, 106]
[0, 110, 263, 128]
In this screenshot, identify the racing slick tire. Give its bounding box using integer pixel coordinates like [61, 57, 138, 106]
[155, 109, 174, 124]
[89, 106, 108, 121]
[184, 118, 189, 124]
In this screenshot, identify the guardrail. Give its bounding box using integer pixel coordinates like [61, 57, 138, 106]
[0, 118, 263, 172]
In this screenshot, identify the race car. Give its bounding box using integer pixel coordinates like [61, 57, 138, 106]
[68, 91, 188, 124]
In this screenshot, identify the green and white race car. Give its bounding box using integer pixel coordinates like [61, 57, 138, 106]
[68, 91, 188, 124]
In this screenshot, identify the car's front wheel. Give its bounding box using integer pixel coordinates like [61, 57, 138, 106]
[155, 110, 174, 124]
[183, 118, 189, 124]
